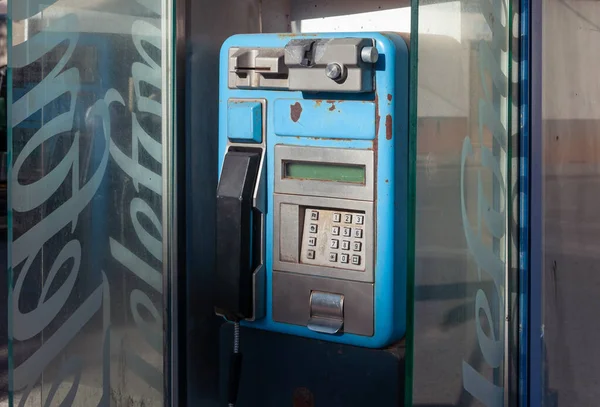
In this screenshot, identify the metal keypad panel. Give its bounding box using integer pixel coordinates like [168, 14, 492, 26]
[300, 208, 366, 272]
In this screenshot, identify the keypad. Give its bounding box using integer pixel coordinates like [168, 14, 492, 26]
[300, 208, 367, 271]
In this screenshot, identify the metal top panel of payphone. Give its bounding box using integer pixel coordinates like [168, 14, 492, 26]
[228, 37, 379, 93]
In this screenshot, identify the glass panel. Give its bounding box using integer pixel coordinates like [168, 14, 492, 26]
[0, 6, 7, 403]
[411, 0, 516, 405]
[8, 0, 171, 405]
[541, 0, 600, 405]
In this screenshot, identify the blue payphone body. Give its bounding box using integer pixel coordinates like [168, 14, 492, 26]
[215, 32, 409, 348]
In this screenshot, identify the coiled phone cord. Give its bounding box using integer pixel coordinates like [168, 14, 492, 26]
[233, 322, 240, 354]
[228, 321, 242, 407]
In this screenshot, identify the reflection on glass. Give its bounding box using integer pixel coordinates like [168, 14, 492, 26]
[9, 1, 169, 405]
[412, 0, 512, 405]
[541, 0, 600, 405]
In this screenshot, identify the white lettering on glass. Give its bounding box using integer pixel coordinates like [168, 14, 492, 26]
[107, 0, 165, 393]
[11, 13, 114, 405]
[460, 0, 509, 406]
[11, 0, 166, 402]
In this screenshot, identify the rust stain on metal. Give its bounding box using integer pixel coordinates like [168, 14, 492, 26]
[277, 33, 318, 39]
[372, 92, 380, 265]
[385, 114, 393, 140]
[373, 93, 379, 207]
[293, 388, 315, 407]
[328, 102, 336, 111]
[290, 102, 303, 122]
[307, 137, 353, 142]
[387, 94, 393, 102]
[314, 100, 322, 107]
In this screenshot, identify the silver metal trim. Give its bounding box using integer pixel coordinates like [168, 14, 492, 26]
[284, 38, 376, 93]
[307, 291, 344, 334]
[273, 194, 375, 283]
[274, 145, 374, 201]
[361, 46, 379, 64]
[253, 147, 267, 213]
[272, 271, 374, 337]
[246, 211, 266, 321]
[228, 47, 289, 90]
[248, 263, 266, 322]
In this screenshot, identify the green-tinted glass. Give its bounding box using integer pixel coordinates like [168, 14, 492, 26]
[285, 162, 366, 184]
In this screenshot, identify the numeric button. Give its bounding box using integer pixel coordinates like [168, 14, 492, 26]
[343, 227, 352, 237]
[340, 254, 349, 264]
[330, 239, 339, 249]
[352, 242, 362, 252]
[333, 213, 341, 223]
[354, 215, 364, 225]
[341, 241, 350, 250]
[332, 226, 340, 236]
[344, 214, 352, 223]
[353, 228, 363, 238]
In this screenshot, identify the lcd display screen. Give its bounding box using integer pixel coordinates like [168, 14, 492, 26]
[284, 161, 366, 184]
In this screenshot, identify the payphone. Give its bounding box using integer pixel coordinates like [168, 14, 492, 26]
[215, 32, 409, 349]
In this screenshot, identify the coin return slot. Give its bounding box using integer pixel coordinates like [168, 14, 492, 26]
[307, 291, 344, 335]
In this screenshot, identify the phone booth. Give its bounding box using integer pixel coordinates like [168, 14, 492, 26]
[184, 2, 515, 407]
[9, 0, 600, 406]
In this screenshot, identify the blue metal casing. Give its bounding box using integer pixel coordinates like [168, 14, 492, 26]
[218, 32, 409, 348]
[227, 100, 263, 143]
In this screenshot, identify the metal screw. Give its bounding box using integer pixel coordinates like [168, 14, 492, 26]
[361, 46, 379, 63]
[325, 63, 343, 80]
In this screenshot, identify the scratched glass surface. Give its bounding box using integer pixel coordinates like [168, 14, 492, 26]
[9, 1, 166, 405]
[412, 0, 513, 406]
[541, 1, 600, 405]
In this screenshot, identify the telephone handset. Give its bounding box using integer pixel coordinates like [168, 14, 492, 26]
[214, 32, 410, 349]
[214, 149, 261, 322]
